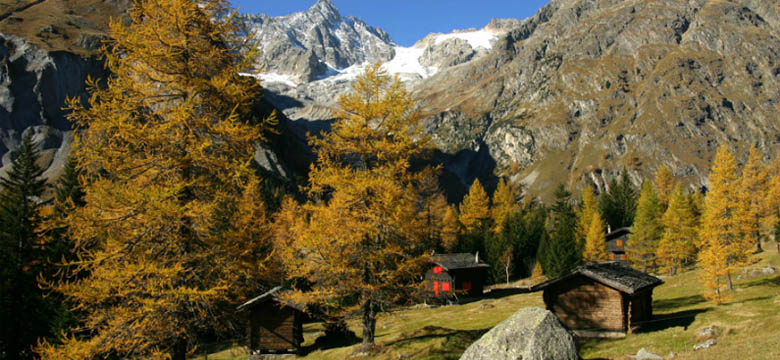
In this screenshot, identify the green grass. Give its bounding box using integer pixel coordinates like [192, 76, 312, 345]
[201, 250, 780, 360]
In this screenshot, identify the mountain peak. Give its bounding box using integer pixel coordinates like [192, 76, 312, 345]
[308, 0, 341, 19]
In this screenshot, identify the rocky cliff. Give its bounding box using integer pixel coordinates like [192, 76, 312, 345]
[412, 0, 780, 197]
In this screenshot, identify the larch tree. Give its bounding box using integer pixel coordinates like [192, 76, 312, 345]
[414, 167, 448, 253]
[627, 182, 663, 272]
[575, 185, 599, 249]
[491, 178, 519, 234]
[459, 178, 491, 234]
[770, 154, 780, 253]
[699, 145, 741, 301]
[440, 205, 460, 252]
[656, 185, 698, 275]
[36, 1, 276, 359]
[654, 164, 675, 212]
[583, 212, 609, 263]
[736, 146, 771, 253]
[0, 133, 50, 360]
[276, 64, 430, 349]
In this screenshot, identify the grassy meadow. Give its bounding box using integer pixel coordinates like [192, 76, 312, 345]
[202, 250, 780, 360]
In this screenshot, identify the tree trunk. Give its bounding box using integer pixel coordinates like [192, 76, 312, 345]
[172, 335, 187, 360]
[505, 266, 510, 285]
[755, 231, 763, 253]
[726, 271, 733, 291]
[361, 299, 376, 346]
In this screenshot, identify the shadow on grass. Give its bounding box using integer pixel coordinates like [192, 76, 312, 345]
[635, 308, 711, 333]
[300, 329, 361, 355]
[740, 275, 780, 288]
[653, 294, 707, 311]
[382, 325, 489, 359]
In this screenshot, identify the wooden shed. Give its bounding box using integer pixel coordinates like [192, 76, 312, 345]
[236, 286, 304, 354]
[531, 262, 663, 337]
[425, 253, 490, 300]
[606, 227, 631, 263]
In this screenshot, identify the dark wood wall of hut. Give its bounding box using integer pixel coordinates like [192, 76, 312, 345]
[248, 302, 303, 353]
[627, 289, 653, 330]
[449, 268, 486, 297]
[542, 275, 626, 332]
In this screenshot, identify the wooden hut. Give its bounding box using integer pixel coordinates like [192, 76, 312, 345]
[425, 253, 490, 300]
[236, 286, 304, 354]
[606, 227, 631, 263]
[531, 262, 663, 337]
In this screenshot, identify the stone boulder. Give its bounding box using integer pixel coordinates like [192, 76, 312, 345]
[459, 307, 577, 360]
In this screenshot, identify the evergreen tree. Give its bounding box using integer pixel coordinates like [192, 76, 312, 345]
[699, 145, 741, 301]
[538, 185, 580, 277]
[654, 165, 675, 212]
[656, 185, 698, 275]
[36, 1, 276, 358]
[583, 212, 609, 263]
[0, 133, 49, 360]
[628, 182, 663, 272]
[599, 171, 638, 230]
[517, 202, 547, 278]
[736, 146, 771, 253]
[276, 64, 429, 348]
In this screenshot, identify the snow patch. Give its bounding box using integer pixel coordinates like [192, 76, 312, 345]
[381, 46, 435, 80]
[435, 31, 498, 49]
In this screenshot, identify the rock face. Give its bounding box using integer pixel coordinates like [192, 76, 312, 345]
[240, 0, 395, 82]
[459, 307, 577, 360]
[0, 33, 107, 180]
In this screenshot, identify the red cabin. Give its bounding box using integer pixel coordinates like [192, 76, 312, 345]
[424, 253, 490, 301]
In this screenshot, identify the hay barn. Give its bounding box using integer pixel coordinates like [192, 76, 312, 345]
[236, 286, 304, 354]
[532, 262, 663, 337]
[425, 253, 490, 300]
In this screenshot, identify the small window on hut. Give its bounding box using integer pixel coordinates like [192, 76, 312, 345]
[462, 281, 472, 291]
[442, 282, 451, 292]
[616, 239, 623, 247]
[610, 253, 615, 260]
[433, 266, 443, 274]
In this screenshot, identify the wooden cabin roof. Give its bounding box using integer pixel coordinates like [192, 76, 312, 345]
[236, 286, 305, 312]
[432, 253, 490, 271]
[606, 227, 631, 241]
[532, 262, 663, 295]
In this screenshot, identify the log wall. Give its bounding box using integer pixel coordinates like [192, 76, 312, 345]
[543, 275, 626, 331]
[249, 303, 302, 353]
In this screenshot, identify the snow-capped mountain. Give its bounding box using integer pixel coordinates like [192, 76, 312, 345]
[239, 0, 513, 121]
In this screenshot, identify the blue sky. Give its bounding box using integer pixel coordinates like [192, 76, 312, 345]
[231, 1, 551, 46]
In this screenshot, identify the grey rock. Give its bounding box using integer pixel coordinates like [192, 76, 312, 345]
[696, 326, 719, 340]
[459, 307, 577, 360]
[419, 38, 477, 68]
[632, 348, 663, 360]
[693, 338, 717, 351]
[762, 266, 776, 275]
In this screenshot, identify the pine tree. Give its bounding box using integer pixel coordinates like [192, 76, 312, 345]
[36, 1, 276, 358]
[276, 64, 429, 348]
[654, 165, 675, 212]
[0, 133, 49, 360]
[491, 178, 519, 234]
[628, 182, 663, 272]
[440, 205, 460, 252]
[459, 178, 491, 233]
[699, 145, 741, 300]
[575, 185, 599, 249]
[656, 185, 698, 275]
[538, 185, 581, 277]
[736, 146, 771, 253]
[583, 212, 609, 263]
[599, 171, 638, 230]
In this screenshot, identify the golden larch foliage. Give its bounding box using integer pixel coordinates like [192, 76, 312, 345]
[576, 185, 599, 248]
[656, 185, 698, 275]
[654, 164, 675, 212]
[627, 182, 662, 272]
[35, 1, 276, 358]
[736, 146, 772, 252]
[699, 145, 741, 301]
[583, 211, 609, 263]
[441, 204, 460, 252]
[491, 178, 519, 233]
[276, 64, 430, 347]
[459, 178, 491, 233]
